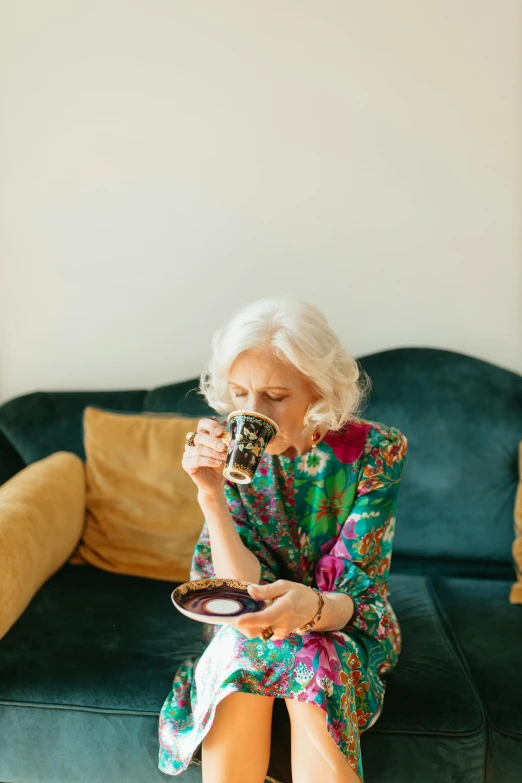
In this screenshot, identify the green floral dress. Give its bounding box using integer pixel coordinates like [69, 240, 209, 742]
[158, 416, 408, 782]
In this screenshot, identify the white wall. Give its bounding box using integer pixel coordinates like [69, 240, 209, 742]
[1, 0, 521, 405]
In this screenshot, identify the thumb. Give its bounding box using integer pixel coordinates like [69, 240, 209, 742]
[247, 580, 287, 600]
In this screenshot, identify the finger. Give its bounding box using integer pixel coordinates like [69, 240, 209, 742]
[185, 444, 227, 461]
[238, 627, 260, 640]
[233, 615, 288, 640]
[246, 580, 290, 601]
[237, 582, 291, 630]
[183, 453, 224, 469]
[231, 601, 274, 633]
[197, 418, 225, 436]
[236, 599, 291, 631]
[193, 432, 229, 454]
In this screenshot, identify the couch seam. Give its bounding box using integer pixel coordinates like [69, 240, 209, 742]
[416, 576, 485, 735]
[0, 700, 158, 717]
[426, 576, 522, 742]
[0, 700, 485, 737]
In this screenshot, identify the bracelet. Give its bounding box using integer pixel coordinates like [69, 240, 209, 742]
[294, 587, 324, 635]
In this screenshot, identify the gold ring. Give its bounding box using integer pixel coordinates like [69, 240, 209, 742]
[261, 626, 274, 642]
[186, 431, 196, 447]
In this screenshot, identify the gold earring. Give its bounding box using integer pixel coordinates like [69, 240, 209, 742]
[312, 430, 320, 450]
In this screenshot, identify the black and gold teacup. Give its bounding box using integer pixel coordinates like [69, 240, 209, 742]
[223, 410, 279, 484]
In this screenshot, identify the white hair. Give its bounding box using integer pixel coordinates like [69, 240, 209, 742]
[198, 295, 371, 437]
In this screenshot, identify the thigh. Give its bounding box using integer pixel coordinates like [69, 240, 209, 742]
[284, 698, 362, 783]
[202, 691, 275, 783]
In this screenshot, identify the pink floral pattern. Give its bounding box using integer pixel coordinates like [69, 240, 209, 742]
[158, 417, 408, 782]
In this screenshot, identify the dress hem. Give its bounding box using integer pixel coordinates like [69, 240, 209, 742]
[159, 676, 382, 782]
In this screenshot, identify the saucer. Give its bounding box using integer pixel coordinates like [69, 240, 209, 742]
[171, 577, 266, 625]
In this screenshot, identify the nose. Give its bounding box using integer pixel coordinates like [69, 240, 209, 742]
[235, 394, 278, 427]
[246, 396, 269, 415]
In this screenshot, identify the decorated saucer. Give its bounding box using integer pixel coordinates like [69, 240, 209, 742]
[171, 577, 267, 625]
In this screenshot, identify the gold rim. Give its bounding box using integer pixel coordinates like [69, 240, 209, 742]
[227, 409, 279, 434]
[173, 577, 254, 597]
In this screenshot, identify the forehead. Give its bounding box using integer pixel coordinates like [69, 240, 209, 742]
[228, 349, 303, 388]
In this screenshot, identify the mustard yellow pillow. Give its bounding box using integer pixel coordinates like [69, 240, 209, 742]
[509, 441, 522, 604]
[69, 406, 205, 582]
[0, 451, 86, 640]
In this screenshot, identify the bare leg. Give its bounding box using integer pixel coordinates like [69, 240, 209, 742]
[201, 691, 275, 783]
[284, 698, 363, 783]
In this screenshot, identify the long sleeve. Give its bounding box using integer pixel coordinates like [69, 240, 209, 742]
[313, 424, 408, 641]
[189, 479, 279, 585]
[189, 477, 281, 647]
[223, 479, 280, 584]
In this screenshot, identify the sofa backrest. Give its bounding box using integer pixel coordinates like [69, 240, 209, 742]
[0, 348, 520, 567]
[359, 347, 521, 567]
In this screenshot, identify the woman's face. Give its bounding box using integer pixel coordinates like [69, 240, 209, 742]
[228, 348, 320, 459]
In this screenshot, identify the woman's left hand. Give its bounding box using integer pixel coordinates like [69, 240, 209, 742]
[232, 580, 320, 641]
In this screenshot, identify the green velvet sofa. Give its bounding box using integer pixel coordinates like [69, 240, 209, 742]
[0, 347, 520, 783]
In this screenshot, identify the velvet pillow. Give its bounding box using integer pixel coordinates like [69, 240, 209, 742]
[509, 440, 522, 604]
[68, 406, 205, 582]
[0, 451, 86, 640]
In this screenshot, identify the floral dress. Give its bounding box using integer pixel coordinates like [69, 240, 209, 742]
[158, 416, 409, 783]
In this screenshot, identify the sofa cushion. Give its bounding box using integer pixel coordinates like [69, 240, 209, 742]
[359, 347, 522, 568]
[0, 451, 85, 641]
[70, 405, 205, 583]
[0, 563, 199, 783]
[267, 573, 487, 783]
[432, 576, 522, 783]
[0, 567, 485, 783]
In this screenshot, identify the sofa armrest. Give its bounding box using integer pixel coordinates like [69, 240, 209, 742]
[0, 451, 86, 640]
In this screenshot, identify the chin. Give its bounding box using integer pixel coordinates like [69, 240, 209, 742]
[266, 442, 292, 457]
[265, 441, 285, 455]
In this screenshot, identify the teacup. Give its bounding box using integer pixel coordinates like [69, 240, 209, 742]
[222, 410, 279, 484]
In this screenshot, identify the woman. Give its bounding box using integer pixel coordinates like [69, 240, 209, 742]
[158, 295, 408, 783]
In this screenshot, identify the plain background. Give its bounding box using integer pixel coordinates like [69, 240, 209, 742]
[0, 0, 521, 406]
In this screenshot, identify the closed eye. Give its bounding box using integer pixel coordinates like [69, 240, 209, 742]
[233, 392, 286, 403]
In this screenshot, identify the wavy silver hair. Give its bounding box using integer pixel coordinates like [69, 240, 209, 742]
[198, 295, 371, 437]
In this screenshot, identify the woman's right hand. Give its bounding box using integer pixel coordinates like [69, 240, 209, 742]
[182, 418, 230, 498]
